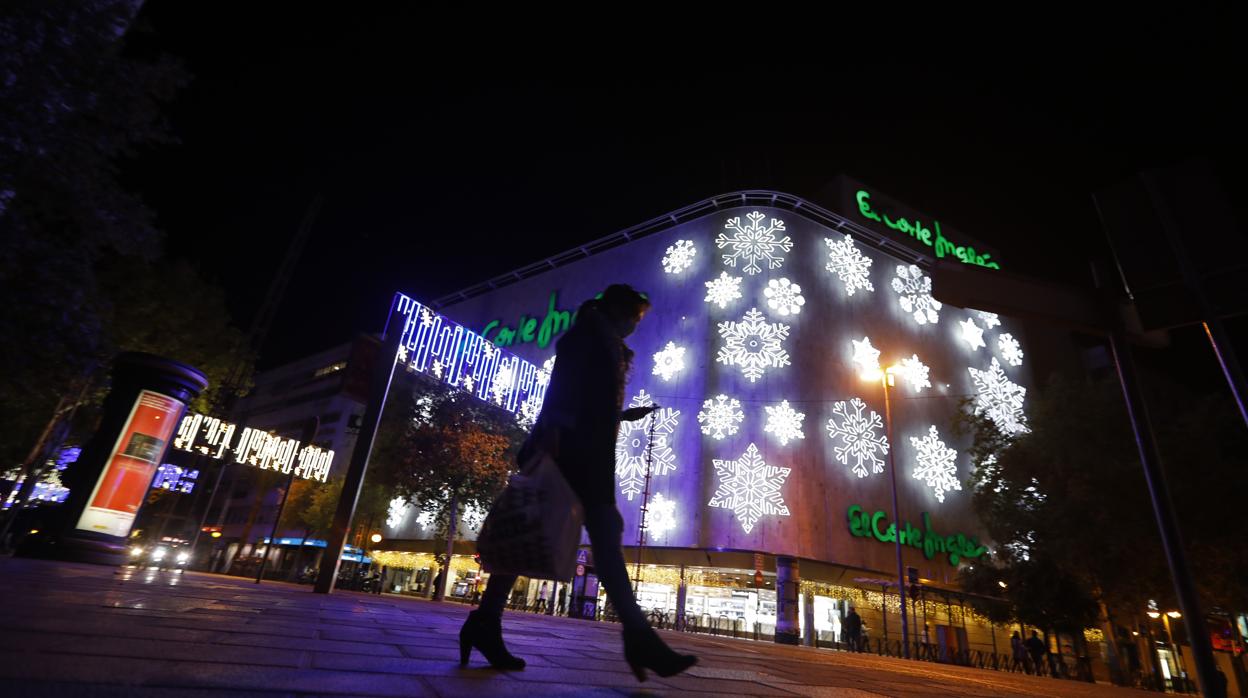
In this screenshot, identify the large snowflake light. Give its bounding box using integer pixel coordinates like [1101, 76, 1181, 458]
[698, 394, 744, 440]
[824, 234, 875, 296]
[959, 317, 986, 351]
[896, 354, 932, 391]
[652, 341, 687, 382]
[910, 425, 961, 503]
[716, 211, 793, 275]
[826, 397, 890, 478]
[662, 239, 697, 274]
[708, 443, 791, 534]
[615, 390, 681, 500]
[704, 271, 743, 309]
[764, 400, 806, 446]
[642, 492, 677, 541]
[891, 264, 942, 325]
[998, 333, 1024, 367]
[968, 357, 1029, 435]
[850, 336, 881, 376]
[717, 308, 791, 382]
[763, 278, 805, 316]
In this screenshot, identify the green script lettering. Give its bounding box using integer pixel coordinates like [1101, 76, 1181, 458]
[856, 190, 1001, 270]
[483, 290, 576, 349]
[846, 505, 988, 568]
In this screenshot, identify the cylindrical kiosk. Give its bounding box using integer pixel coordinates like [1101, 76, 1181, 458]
[20, 353, 207, 565]
[775, 556, 801, 645]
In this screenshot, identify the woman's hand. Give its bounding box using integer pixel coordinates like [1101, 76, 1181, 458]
[620, 404, 661, 422]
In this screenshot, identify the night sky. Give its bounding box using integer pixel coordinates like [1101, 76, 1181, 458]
[124, 6, 1247, 376]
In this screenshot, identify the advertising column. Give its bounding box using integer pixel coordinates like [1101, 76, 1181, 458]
[775, 556, 800, 645]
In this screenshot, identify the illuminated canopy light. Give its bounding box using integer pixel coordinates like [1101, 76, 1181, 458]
[824, 234, 875, 296]
[910, 425, 961, 503]
[173, 413, 334, 482]
[651, 341, 687, 382]
[891, 264, 942, 325]
[826, 397, 890, 479]
[998, 333, 1024, 367]
[763, 400, 806, 446]
[708, 443, 791, 534]
[959, 317, 987, 351]
[615, 390, 680, 500]
[704, 271, 743, 309]
[697, 394, 744, 440]
[716, 211, 793, 275]
[662, 239, 697, 274]
[763, 278, 805, 316]
[968, 357, 1030, 435]
[717, 308, 791, 382]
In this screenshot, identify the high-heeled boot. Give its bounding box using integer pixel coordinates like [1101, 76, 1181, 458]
[459, 610, 525, 670]
[623, 627, 697, 682]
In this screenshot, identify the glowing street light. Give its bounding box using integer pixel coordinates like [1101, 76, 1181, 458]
[370, 533, 383, 544]
[862, 361, 910, 659]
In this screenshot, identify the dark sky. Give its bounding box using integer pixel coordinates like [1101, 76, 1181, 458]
[124, 6, 1247, 372]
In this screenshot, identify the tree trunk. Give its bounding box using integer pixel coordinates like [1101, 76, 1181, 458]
[434, 492, 458, 602]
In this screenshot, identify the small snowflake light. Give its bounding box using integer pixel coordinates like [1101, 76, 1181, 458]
[910, 425, 961, 503]
[462, 375, 475, 393]
[397, 345, 409, 364]
[851, 336, 882, 376]
[662, 239, 697, 274]
[824, 234, 875, 296]
[764, 400, 806, 446]
[642, 492, 677, 540]
[977, 310, 1001, 329]
[763, 278, 805, 316]
[387, 497, 406, 529]
[716, 308, 791, 382]
[998, 333, 1024, 367]
[716, 211, 793, 275]
[652, 341, 687, 382]
[826, 397, 890, 478]
[615, 390, 681, 500]
[891, 264, 942, 325]
[895, 354, 932, 391]
[704, 271, 744, 309]
[517, 394, 542, 428]
[490, 362, 515, 404]
[959, 318, 986, 351]
[968, 357, 1029, 435]
[537, 355, 556, 386]
[697, 394, 744, 440]
[431, 359, 444, 378]
[708, 443, 791, 534]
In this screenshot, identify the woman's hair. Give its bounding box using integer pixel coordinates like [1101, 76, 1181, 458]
[598, 283, 651, 320]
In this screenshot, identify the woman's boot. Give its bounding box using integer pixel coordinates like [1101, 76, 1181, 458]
[459, 610, 525, 670]
[623, 626, 696, 682]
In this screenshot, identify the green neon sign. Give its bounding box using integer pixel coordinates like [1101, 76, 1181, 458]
[482, 291, 576, 350]
[855, 190, 1000, 270]
[846, 504, 989, 567]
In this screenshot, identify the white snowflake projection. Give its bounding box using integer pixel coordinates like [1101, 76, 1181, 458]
[704, 271, 744, 309]
[826, 397, 891, 479]
[462, 503, 486, 532]
[642, 492, 677, 541]
[490, 362, 515, 404]
[537, 355, 556, 386]
[615, 390, 681, 501]
[890, 264, 943, 325]
[697, 394, 744, 440]
[517, 394, 542, 428]
[662, 239, 697, 274]
[716, 308, 791, 382]
[895, 354, 932, 391]
[707, 443, 791, 534]
[763, 278, 805, 316]
[998, 333, 1024, 367]
[764, 400, 806, 446]
[968, 357, 1030, 435]
[824, 234, 875, 296]
[959, 317, 986, 351]
[416, 509, 434, 531]
[910, 425, 961, 503]
[977, 310, 1001, 329]
[850, 336, 882, 376]
[387, 497, 407, 529]
[715, 211, 793, 275]
[651, 341, 687, 382]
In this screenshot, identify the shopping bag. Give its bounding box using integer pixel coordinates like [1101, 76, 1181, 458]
[477, 449, 583, 580]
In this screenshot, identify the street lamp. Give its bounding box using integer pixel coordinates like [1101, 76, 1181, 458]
[1147, 600, 1187, 690]
[862, 363, 911, 659]
[370, 533, 383, 544]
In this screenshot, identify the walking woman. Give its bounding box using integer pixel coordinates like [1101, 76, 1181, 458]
[460, 284, 697, 682]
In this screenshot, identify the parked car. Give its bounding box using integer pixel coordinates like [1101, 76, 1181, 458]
[128, 544, 191, 571]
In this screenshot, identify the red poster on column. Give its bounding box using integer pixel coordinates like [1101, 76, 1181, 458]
[76, 390, 185, 537]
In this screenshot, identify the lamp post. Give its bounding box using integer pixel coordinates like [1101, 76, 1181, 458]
[1148, 602, 1188, 691]
[862, 363, 910, 659]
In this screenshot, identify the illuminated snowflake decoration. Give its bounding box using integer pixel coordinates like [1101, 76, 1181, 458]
[397, 345, 409, 364]
[824, 234, 875, 296]
[387, 497, 407, 529]
[850, 336, 881, 376]
[826, 397, 890, 479]
[416, 509, 434, 530]
[537, 355, 556, 386]
[662, 239, 697, 274]
[910, 425, 961, 503]
[431, 359, 445, 378]
[462, 375, 475, 393]
[615, 390, 681, 500]
[651, 341, 687, 382]
[462, 503, 487, 532]
[420, 307, 436, 328]
[890, 264, 942, 325]
[998, 333, 1024, 367]
[716, 211, 793, 275]
[517, 394, 542, 428]
[763, 278, 805, 316]
[716, 308, 791, 382]
[896, 354, 932, 391]
[959, 317, 986, 351]
[764, 400, 806, 446]
[697, 394, 744, 440]
[490, 362, 515, 404]
[704, 271, 744, 309]
[708, 443, 791, 534]
[977, 310, 1001, 329]
[642, 492, 677, 541]
[968, 357, 1030, 435]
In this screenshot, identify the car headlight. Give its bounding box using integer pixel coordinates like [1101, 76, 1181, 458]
[176, 552, 190, 563]
[151, 547, 168, 561]
[130, 547, 144, 557]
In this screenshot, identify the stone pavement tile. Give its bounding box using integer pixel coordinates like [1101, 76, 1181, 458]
[316, 626, 398, 642]
[399, 643, 561, 667]
[221, 632, 404, 657]
[0, 678, 295, 698]
[643, 674, 805, 696]
[502, 665, 659, 688]
[0, 632, 306, 668]
[0, 616, 224, 643]
[425, 676, 624, 697]
[311, 651, 511, 677]
[758, 687, 890, 698]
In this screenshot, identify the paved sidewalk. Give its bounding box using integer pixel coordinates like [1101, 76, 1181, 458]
[0, 557, 1152, 697]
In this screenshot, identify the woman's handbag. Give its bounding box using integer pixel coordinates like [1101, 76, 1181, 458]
[477, 447, 584, 580]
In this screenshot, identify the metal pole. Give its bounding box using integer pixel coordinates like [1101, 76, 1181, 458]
[315, 298, 406, 594]
[882, 373, 911, 658]
[633, 411, 656, 592]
